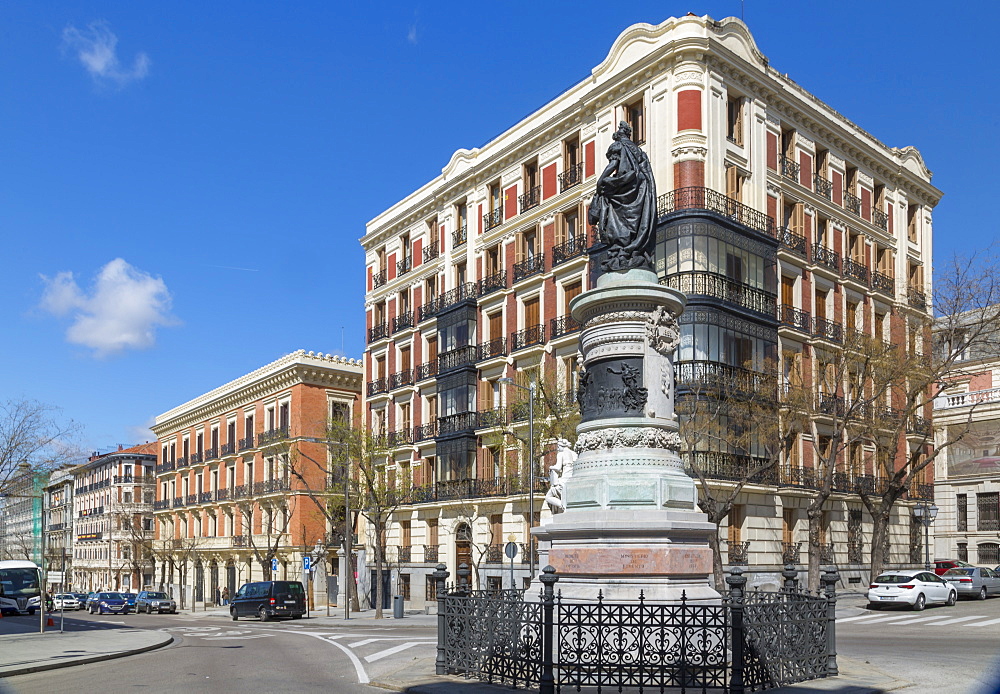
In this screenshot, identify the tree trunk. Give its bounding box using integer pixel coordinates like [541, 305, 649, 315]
[374, 539, 384, 619]
[869, 512, 890, 581]
[708, 528, 724, 592]
[806, 506, 823, 592]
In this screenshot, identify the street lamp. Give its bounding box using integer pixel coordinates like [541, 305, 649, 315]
[913, 500, 939, 571]
[496, 377, 537, 580]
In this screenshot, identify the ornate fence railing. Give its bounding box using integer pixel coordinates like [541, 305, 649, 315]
[434, 564, 838, 694]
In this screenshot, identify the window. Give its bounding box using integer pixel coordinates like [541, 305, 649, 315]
[455, 204, 467, 234]
[977, 492, 999, 531]
[489, 182, 502, 214]
[725, 164, 744, 202]
[490, 514, 503, 543]
[425, 275, 437, 301]
[907, 205, 919, 243]
[399, 402, 411, 431]
[524, 297, 540, 329]
[400, 232, 411, 262]
[781, 128, 796, 162]
[849, 232, 864, 262]
[726, 95, 743, 145]
[425, 575, 437, 601]
[958, 542, 968, 562]
[400, 574, 411, 600]
[523, 161, 539, 193]
[563, 281, 582, 313]
[488, 312, 503, 341]
[487, 576, 503, 593]
[455, 261, 467, 286]
[782, 508, 795, 545]
[624, 97, 645, 144]
[486, 246, 501, 276]
[957, 494, 968, 532]
[980, 543, 1000, 566]
[728, 505, 744, 544]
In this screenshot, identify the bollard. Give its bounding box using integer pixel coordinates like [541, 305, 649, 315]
[538, 566, 559, 694]
[781, 564, 799, 593]
[821, 566, 840, 677]
[432, 564, 449, 675]
[457, 563, 471, 595]
[726, 567, 747, 694]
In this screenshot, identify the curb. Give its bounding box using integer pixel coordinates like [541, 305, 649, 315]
[0, 633, 174, 678]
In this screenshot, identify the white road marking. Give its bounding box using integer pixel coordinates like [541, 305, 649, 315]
[364, 641, 428, 663]
[838, 614, 885, 623]
[878, 614, 963, 625]
[961, 617, 1000, 627]
[849, 614, 921, 624]
[912, 615, 990, 626]
[203, 634, 272, 640]
[299, 633, 369, 684]
[349, 638, 381, 647]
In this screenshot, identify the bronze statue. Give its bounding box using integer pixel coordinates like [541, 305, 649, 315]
[588, 120, 657, 272]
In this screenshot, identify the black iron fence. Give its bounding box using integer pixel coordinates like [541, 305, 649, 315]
[434, 564, 838, 694]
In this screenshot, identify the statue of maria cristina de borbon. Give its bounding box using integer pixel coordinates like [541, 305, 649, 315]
[588, 120, 657, 272]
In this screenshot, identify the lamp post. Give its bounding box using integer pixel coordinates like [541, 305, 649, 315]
[913, 500, 939, 571]
[497, 377, 537, 580]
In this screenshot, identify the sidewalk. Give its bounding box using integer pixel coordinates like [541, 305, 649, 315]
[0, 629, 173, 678]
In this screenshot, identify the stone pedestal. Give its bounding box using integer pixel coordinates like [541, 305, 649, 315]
[531, 268, 719, 602]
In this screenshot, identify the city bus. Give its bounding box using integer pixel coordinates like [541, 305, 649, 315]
[0, 560, 42, 615]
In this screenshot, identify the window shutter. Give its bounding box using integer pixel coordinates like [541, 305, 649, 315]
[791, 203, 805, 235]
[515, 234, 525, 264]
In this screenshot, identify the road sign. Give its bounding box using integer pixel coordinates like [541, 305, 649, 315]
[504, 542, 518, 560]
[271, 558, 278, 573]
[303, 556, 311, 573]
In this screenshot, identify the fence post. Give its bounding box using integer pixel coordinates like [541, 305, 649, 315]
[821, 566, 839, 677]
[457, 563, 471, 595]
[538, 565, 558, 694]
[781, 564, 798, 593]
[726, 567, 747, 694]
[433, 563, 449, 675]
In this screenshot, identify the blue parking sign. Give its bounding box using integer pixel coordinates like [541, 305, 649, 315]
[271, 558, 278, 573]
[303, 556, 311, 572]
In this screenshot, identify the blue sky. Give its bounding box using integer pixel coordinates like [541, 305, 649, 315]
[1, 1, 995, 452]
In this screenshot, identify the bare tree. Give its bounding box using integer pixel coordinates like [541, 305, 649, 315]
[236, 497, 294, 582]
[0, 399, 79, 496]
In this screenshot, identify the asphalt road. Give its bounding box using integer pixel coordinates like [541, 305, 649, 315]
[0, 609, 438, 694]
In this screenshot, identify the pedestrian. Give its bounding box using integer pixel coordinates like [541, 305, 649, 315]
[221, 586, 229, 606]
[215, 586, 221, 607]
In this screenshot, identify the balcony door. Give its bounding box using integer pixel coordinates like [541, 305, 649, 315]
[455, 523, 473, 573]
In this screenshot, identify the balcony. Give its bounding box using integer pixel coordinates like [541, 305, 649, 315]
[511, 324, 546, 351]
[387, 428, 412, 447]
[418, 296, 439, 323]
[186, 494, 197, 506]
[413, 420, 437, 441]
[367, 378, 388, 397]
[871, 271, 894, 296]
[393, 311, 414, 333]
[908, 287, 928, 310]
[814, 317, 843, 343]
[512, 253, 545, 282]
[189, 452, 203, 465]
[437, 282, 479, 311]
[479, 337, 508, 361]
[436, 411, 478, 436]
[782, 542, 802, 564]
[656, 187, 775, 238]
[676, 361, 775, 397]
[258, 426, 289, 446]
[254, 478, 291, 495]
[662, 271, 777, 317]
[559, 162, 584, 192]
[726, 540, 750, 566]
[396, 255, 412, 277]
[908, 415, 932, 436]
[203, 446, 218, 462]
[368, 322, 388, 343]
[485, 544, 504, 563]
[683, 451, 776, 485]
[373, 269, 387, 289]
[389, 369, 413, 390]
[439, 345, 478, 372]
[220, 441, 236, 456]
[216, 488, 229, 502]
[396, 475, 549, 505]
[424, 544, 440, 563]
[231, 535, 250, 548]
[779, 154, 800, 181]
[843, 258, 869, 284]
[238, 435, 254, 451]
[551, 236, 588, 266]
[818, 393, 846, 417]
[453, 225, 468, 248]
[813, 174, 833, 200]
[113, 475, 152, 485]
[777, 227, 807, 258]
[519, 185, 541, 213]
[155, 461, 175, 474]
[478, 270, 507, 296]
[415, 360, 437, 381]
[550, 315, 582, 338]
[176, 456, 189, 469]
[79, 506, 105, 518]
[872, 208, 888, 231]
[810, 244, 840, 272]
[232, 484, 250, 500]
[423, 240, 439, 263]
[844, 190, 862, 215]
[778, 304, 811, 333]
[819, 542, 835, 564]
[483, 206, 503, 231]
[476, 406, 508, 429]
[153, 499, 170, 511]
[198, 491, 213, 504]
[397, 545, 412, 563]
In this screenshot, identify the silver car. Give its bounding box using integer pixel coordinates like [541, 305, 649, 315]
[135, 590, 177, 614]
[942, 567, 1000, 600]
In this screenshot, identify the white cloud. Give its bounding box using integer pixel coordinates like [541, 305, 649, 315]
[126, 417, 156, 444]
[40, 258, 176, 357]
[407, 24, 418, 45]
[62, 20, 150, 88]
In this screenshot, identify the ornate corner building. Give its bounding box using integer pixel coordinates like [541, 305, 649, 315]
[361, 14, 940, 607]
[151, 350, 362, 606]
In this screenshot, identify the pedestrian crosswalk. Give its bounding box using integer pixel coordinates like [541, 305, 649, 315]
[839, 612, 1000, 628]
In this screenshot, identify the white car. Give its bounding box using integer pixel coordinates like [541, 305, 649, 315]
[867, 569, 957, 610]
[52, 593, 81, 610]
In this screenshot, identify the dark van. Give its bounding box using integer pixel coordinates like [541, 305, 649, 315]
[230, 580, 306, 622]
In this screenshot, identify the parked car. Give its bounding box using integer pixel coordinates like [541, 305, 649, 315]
[52, 593, 80, 610]
[230, 580, 306, 622]
[73, 593, 90, 608]
[934, 559, 975, 575]
[942, 567, 1000, 600]
[122, 593, 138, 612]
[84, 592, 101, 611]
[867, 569, 957, 610]
[136, 591, 177, 614]
[89, 592, 129, 615]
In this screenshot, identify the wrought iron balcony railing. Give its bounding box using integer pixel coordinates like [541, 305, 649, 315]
[483, 206, 503, 231]
[368, 322, 388, 343]
[418, 296, 439, 322]
[818, 393, 846, 416]
[683, 451, 776, 485]
[512, 254, 545, 282]
[413, 420, 437, 441]
[777, 227, 807, 257]
[559, 162, 584, 192]
[395, 475, 549, 505]
[662, 271, 777, 317]
[258, 426, 289, 446]
[396, 255, 412, 277]
[908, 287, 928, 310]
[519, 185, 541, 213]
[476, 406, 508, 429]
[779, 304, 811, 332]
[216, 488, 229, 502]
[782, 542, 802, 564]
[453, 224, 468, 248]
[415, 360, 437, 381]
[422, 240, 439, 263]
[152, 500, 170, 511]
[871, 271, 894, 295]
[439, 345, 478, 372]
[843, 258, 869, 284]
[908, 415, 932, 436]
[155, 461, 175, 474]
[189, 452, 203, 465]
[872, 208, 888, 230]
[779, 154, 800, 181]
[397, 545, 412, 563]
[393, 311, 414, 333]
[551, 236, 588, 266]
[389, 369, 413, 390]
[424, 544, 439, 562]
[175, 456, 189, 468]
[726, 540, 750, 566]
[813, 174, 833, 200]
[478, 270, 507, 296]
[478, 337, 507, 361]
[810, 244, 840, 272]
[844, 190, 862, 215]
[676, 361, 776, 397]
[656, 186, 775, 238]
[511, 324, 546, 351]
[372, 268, 387, 289]
[819, 542, 835, 563]
[220, 441, 236, 456]
[485, 544, 504, 563]
[436, 411, 478, 436]
[550, 315, 582, 338]
[239, 435, 254, 451]
[440, 282, 479, 308]
[813, 317, 843, 343]
[203, 446, 218, 462]
[848, 539, 864, 563]
[186, 493, 197, 506]
[387, 428, 412, 447]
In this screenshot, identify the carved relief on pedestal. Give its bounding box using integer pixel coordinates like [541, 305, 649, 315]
[575, 428, 681, 452]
